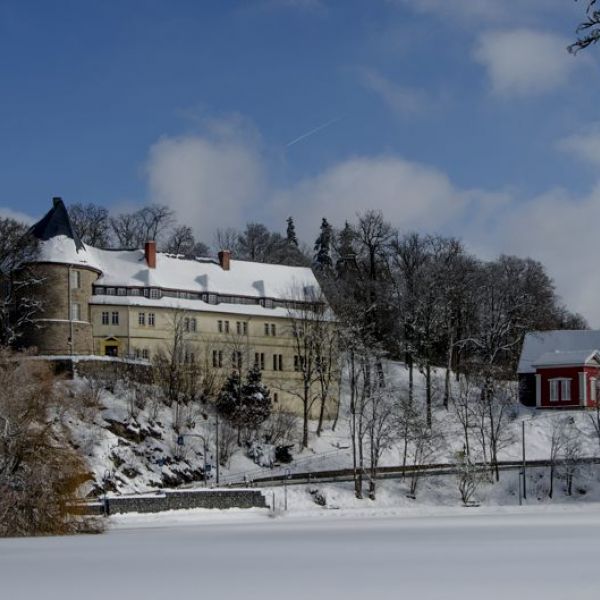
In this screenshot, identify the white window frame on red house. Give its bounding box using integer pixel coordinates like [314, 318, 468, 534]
[549, 378, 571, 402]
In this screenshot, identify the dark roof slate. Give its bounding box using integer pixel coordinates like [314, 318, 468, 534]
[29, 197, 85, 252]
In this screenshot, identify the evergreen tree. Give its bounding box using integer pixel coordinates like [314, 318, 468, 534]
[286, 217, 299, 247]
[314, 217, 333, 271]
[335, 221, 357, 277]
[241, 365, 272, 430]
[216, 370, 243, 427]
[216, 367, 271, 440]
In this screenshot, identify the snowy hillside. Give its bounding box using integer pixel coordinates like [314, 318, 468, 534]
[65, 360, 600, 501]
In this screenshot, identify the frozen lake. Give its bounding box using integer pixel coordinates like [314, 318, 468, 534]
[1, 508, 600, 599]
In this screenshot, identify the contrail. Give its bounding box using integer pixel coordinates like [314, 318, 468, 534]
[286, 116, 343, 148]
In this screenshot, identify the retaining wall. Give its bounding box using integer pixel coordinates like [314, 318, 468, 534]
[85, 488, 267, 516]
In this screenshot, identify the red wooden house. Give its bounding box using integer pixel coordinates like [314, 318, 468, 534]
[518, 331, 600, 409]
[531, 350, 600, 408]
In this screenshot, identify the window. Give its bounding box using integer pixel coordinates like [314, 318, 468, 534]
[70, 270, 80, 289]
[592, 379, 598, 403]
[237, 321, 241, 335]
[71, 303, 81, 321]
[130, 288, 141, 296]
[117, 287, 127, 296]
[134, 348, 141, 359]
[142, 349, 149, 360]
[208, 294, 217, 305]
[232, 351, 242, 370]
[148, 312, 155, 327]
[243, 322, 248, 335]
[254, 352, 265, 370]
[138, 312, 146, 326]
[111, 311, 119, 325]
[271, 324, 276, 337]
[212, 350, 223, 368]
[224, 320, 230, 334]
[273, 393, 279, 404]
[264, 323, 269, 336]
[150, 288, 160, 299]
[101, 311, 109, 325]
[190, 318, 197, 332]
[95, 286, 105, 295]
[218, 320, 223, 333]
[550, 378, 571, 402]
[106, 287, 116, 296]
[184, 317, 190, 332]
[273, 354, 283, 371]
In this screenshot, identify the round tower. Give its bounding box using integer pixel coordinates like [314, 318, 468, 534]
[19, 198, 101, 355]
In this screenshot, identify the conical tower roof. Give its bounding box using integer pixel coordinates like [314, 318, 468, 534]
[30, 197, 85, 252]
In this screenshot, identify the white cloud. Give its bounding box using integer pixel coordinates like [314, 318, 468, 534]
[557, 125, 600, 166]
[145, 123, 266, 242]
[0, 206, 35, 224]
[358, 68, 431, 116]
[473, 29, 577, 97]
[273, 156, 466, 236]
[391, 0, 571, 25]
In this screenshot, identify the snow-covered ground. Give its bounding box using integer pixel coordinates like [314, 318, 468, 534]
[66, 359, 600, 498]
[3, 505, 600, 599]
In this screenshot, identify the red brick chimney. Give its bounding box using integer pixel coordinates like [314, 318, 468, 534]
[145, 241, 157, 269]
[218, 250, 231, 271]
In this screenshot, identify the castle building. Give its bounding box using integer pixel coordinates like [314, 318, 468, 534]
[21, 198, 339, 416]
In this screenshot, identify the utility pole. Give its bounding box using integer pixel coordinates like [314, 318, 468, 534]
[215, 413, 220, 486]
[522, 421, 527, 500]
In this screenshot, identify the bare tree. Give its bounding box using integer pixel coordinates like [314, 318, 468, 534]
[562, 419, 582, 497]
[110, 212, 143, 248]
[407, 410, 442, 498]
[455, 449, 480, 506]
[69, 203, 111, 247]
[472, 373, 515, 482]
[548, 418, 567, 499]
[0, 350, 99, 536]
[165, 225, 196, 255]
[0, 218, 41, 348]
[214, 227, 240, 254]
[450, 375, 476, 459]
[570, 1, 600, 53]
[366, 373, 397, 500]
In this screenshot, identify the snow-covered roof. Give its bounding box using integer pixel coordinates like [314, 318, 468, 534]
[31, 200, 321, 302]
[37, 234, 102, 271]
[90, 247, 319, 301]
[518, 330, 600, 373]
[532, 350, 600, 368]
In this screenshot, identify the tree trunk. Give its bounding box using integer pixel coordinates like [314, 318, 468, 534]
[426, 362, 432, 428]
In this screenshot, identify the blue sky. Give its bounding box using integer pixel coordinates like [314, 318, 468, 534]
[2, 0, 600, 321]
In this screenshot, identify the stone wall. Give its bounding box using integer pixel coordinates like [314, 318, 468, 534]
[19, 263, 98, 355]
[84, 489, 268, 515]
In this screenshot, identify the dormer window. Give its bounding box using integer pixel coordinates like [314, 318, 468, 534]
[149, 288, 160, 299]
